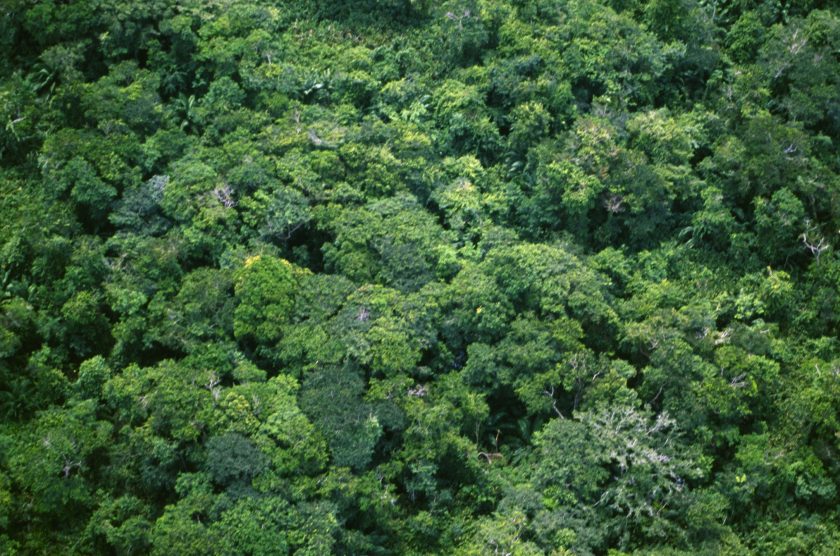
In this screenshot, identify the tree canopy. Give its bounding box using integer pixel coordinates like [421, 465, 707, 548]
[2, 0, 840, 554]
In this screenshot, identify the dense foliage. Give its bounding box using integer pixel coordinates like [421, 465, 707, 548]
[2, 0, 840, 553]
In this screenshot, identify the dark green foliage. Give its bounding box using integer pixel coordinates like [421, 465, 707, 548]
[300, 365, 381, 470]
[205, 432, 267, 487]
[2, 0, 840, 554]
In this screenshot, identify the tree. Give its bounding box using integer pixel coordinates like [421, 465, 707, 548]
[321, 194, 453, 292]
[205, 432, 267, 488]
[7, 400, 111, 522]
[528, 406, 702, 552]
[300, 364, 381, 471]
[233, 255, 300, 362]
